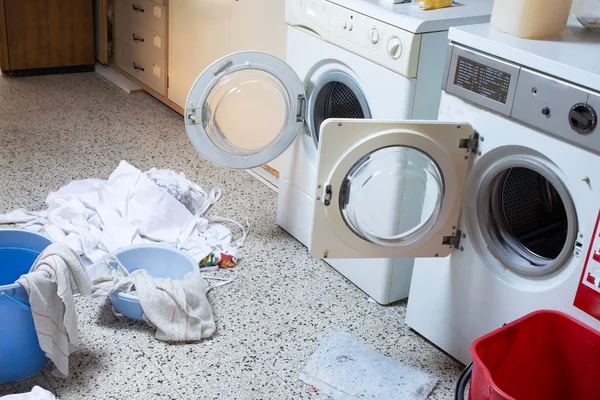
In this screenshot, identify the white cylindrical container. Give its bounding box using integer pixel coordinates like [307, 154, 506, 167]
[491, 0, 573, 38]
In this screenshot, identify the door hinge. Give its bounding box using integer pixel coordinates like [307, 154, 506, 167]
[167, 76, 169, 89]
[459, 132, 480, 152]
[442, 230, 462, 249]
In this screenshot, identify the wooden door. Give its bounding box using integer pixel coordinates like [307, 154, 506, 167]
[93, 0, 109, 64]
[3, 0, 94, 70]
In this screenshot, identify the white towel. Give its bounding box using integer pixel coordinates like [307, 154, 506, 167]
[17, 244, 92, 378]
[92, 261, 216, 341]
[0, 386, 56, 400]
[0, 161, 247, 266]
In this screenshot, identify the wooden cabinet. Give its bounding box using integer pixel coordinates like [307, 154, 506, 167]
[0, 0, 94, 74]
[112, 0, 171, 103]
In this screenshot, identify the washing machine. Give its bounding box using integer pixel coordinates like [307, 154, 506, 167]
[182, 0, 493, 305]
[279, 0, 494, 305]
[400, 21, 600, 364]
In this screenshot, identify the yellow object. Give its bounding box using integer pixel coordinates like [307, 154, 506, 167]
[491, 0, 573, 38]
[415, 0, 453, 10]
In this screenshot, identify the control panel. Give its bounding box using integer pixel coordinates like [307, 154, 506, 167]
[285, 0, 421, 78]
[285, 0, 333, 40]
[443, 44, 600, 154]
[328, 3, 421, 78]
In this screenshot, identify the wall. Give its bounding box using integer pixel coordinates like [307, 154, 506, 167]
[168, 0, 288, 172]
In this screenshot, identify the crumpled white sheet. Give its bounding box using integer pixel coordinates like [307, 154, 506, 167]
[0, 161, 247, 265]
[0, 386, 56, 400]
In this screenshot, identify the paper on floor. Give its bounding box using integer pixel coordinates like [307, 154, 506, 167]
[300, 332, 438, 400]
[0, 161, 247, 266]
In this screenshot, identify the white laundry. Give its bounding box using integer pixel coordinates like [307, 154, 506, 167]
[0, 161, 247, 266]
[146, 167, 222, 216]
[17, 244, 92, 378]
[0, 386, 56, 400]
[92, 260, 216, 341]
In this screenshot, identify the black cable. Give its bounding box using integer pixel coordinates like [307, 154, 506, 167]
[455, 362, 473, 400]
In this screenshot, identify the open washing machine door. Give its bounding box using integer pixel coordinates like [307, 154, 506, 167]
[309, 119, 475, 259]
[185, 51, 306, 169]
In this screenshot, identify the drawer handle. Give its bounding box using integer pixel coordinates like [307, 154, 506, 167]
[132, 4, 144, 12]
[133, 34, 145, 42]
[133, 63, 145, 72]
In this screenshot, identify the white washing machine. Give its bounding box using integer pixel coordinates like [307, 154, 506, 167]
[205, 0, 492, 305]
[279, 0, 493, 305]
[182, 0, 492, 304]
[403, 21, 600, 364]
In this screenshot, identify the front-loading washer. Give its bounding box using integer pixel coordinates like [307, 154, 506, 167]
[182, 0, 493, 305]
[284, 0, 493, 304]
[402, 21, 600, 364]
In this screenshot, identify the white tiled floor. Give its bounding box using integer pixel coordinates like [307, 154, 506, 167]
[0, 73, 464, 399]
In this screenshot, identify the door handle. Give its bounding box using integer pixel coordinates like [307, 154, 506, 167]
[132, 4, 144, 12]
[133, 34, 145, 42]
[133, 63, 145, 72]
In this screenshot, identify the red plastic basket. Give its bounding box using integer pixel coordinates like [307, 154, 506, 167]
[469, 310, 600, 400]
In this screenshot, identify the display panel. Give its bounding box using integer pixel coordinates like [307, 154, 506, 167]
[454, 56, 511, 104]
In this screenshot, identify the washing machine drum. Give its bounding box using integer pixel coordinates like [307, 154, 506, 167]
[308, 74, 371, 149]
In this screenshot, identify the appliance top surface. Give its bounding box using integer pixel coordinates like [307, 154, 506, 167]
[449, 20, 600, 90]
[327, 0, 493, 33]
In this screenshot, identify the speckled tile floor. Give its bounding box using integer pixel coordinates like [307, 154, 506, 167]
[0, 73, 464, 399]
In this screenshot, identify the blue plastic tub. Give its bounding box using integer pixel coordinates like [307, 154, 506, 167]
[108, 244, 198, 320]
[0, 229, 52, 384]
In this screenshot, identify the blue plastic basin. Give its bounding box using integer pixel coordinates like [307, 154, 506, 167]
[0, 229, 52, 384]
[108, 244, 198, 320]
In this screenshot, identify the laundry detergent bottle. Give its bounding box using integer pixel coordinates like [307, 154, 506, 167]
[491, 0, 573, 38]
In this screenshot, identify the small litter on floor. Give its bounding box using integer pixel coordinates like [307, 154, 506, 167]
[0, 160, 248, 266]
[300, 332, 438, 400]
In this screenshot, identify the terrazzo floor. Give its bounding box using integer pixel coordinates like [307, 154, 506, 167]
[0, 72, 464, 399]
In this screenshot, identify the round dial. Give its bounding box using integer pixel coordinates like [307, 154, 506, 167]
[369, 29, 380, 44]
[387, 37, 402, 59]
[569, 103, 597, 135]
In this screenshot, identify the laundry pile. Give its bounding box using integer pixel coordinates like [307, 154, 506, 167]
[0, 160, 247, 346]
[0, 161, 247, 265]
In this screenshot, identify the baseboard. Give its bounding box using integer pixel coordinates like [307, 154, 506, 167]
[2, 64, 95, 77]
[247, 167, 279, 192]
[95, 62, 142, 94]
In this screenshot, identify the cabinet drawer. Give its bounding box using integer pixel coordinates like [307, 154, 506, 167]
[132, 60, 165, 95]
[115, 12, 166, 66]
[115, 0, 165, 36]
[116, 40, 165, 95]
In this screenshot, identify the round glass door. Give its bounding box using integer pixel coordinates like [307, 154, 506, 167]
[340, 146, 444, 246]
[185, 52, 305, 169]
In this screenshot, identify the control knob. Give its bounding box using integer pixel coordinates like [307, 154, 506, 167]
[569, 103, 597, 135]
[369, 29, 380, 44]
[387, 37, 402, 59]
